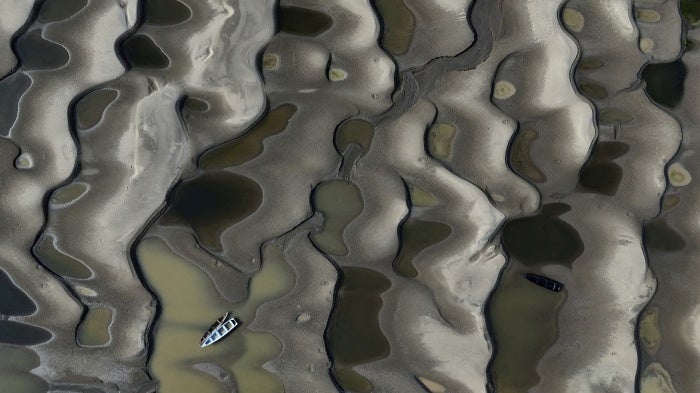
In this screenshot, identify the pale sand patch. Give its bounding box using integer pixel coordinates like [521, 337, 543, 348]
[637, 9, 661, 23]
[493, 80, 516, 100]
[668, 163, 691, 186]
[640, 363, 677, 393]
[562, 8, 585, 32]
[640, 37, 655, 53]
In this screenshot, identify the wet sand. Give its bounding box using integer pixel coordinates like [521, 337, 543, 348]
[0, 0, 698, 392]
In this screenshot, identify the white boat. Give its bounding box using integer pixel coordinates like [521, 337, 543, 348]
[200, 312, 239, 347]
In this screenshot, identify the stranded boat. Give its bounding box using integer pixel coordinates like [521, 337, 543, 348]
[200, 312, 239, 347]
[523, 273, 564, 292]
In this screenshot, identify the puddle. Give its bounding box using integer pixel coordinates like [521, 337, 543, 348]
[509, 128, 546, 183]
[77, 307, 112, 347]
[501, 203, 583, 267]
[681, 0, 700, 26]
[0, 372, 47, 393]
[408, 184, 438, 207]
[37, 0, 87, 23]
[579, 141, 629, 196]
[335, 119, 374, 154]
[639, 306, 661, 355]
[0, 73, 31, 137]
[199, 104, 297, 170]
[578, 80, 609, 100]
[489, 264, 566, 392]
[75, 89, 118, 130]
[641, 60, 687, 108]
[662, 195, 681, 210]
[578, 57, 605, 70]
[645, 218, 686, 252]
[50, 183, 88, 206]
[16, 29, 69, 71]
[120, 34, 170, 69]
[278, 6, 333, 37]
[0, 345, 45, 393]
[427, 123, 456, 160]
[310, 180, 363, 256]
[640, 362, 677, 393]
[0, 269, 36, 316]
[393, 219, 451, 278]
[327, 267, 391, 393]
[0, 345, 39, 369]
[180, 96, 209, 122]
[0, 321, 51, 345]
[162, 171, 262, 252]
[373, 0, 415, 55]
[137, 238, 292, 393]
[143, 0, 192, 26]
[33, 235, 92, 279]
[598, 109, 633, 125]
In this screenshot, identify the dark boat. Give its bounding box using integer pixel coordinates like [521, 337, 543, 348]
[523, 273, 564, 292]
[200, 311, 239, 347]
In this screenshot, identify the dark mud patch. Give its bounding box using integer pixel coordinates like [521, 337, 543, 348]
[0, 269, 36, 316]
[121, 34, 170, 69]
[0, 321, 51, 345]
[143, 0, 192, 26]
[502, 203, 583, 266]
[579, 141, 629, 196]
[645, 217, 686, 252]
[278, 6, 333, 37]
[641, 60, 687, 108]
[162, 171, 262, 252]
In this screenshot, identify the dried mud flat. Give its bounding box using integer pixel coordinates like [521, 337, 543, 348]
[0, 0, 698, 392]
